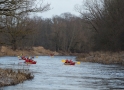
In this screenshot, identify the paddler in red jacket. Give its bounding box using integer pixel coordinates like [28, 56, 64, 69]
[65, 59, 69, 63]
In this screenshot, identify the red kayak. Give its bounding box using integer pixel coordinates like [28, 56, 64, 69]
[25, 61, 37, 64]
[64, 59, 75, 65]
[64, 62, 75, 65]
[19, 56, 37, 64]
[24, 59, 37, 64]
[50, 54, 54, 57]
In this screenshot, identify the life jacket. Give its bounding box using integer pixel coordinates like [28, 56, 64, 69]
[65, 60, 69, 63]
[69, 60, 72, 63]
[22, 56, 26, 60]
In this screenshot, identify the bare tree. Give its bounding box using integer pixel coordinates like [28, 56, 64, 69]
[75, 0, 124, 51]
[0, 0, 51, 50]
[0, 0, 50, 16]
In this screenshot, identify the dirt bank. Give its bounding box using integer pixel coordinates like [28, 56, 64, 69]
[0, 46, 59, 56]
[76, 51, 124, 65]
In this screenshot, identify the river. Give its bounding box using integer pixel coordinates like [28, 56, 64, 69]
[0, 56, 124, 90]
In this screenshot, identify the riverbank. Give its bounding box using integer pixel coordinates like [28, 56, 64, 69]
[0, 46, 124, 66]
[0, 68, 34, 87]
[76, 51, 124, 65]
[0, 46, 59, 56]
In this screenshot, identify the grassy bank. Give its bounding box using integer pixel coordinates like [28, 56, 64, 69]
[76, 51, 124, 65]
[0, 46, 59, 56]
[0, 68, 34, 87]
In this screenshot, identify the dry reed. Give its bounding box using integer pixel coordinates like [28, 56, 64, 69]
[0, 66, 34, 87]
[77, 51, 124, 65]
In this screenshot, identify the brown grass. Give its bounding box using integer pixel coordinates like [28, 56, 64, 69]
[77, 51, 124, 65]
[0, 46, 59, 56]
[0, 68, 34, 87]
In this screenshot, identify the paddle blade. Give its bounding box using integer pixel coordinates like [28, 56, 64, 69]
[62, 60, 65, 63]
[20, 54, 23, 56]
[77, 62, 80, 64]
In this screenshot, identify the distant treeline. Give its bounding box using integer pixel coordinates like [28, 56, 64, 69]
[0, 0, 124, 53]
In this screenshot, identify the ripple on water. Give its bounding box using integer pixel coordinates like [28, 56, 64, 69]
[0, 56, 124, 90]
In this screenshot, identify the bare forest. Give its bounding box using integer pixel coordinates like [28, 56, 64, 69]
[0, 0, 124, 54]
[0, 0, 124, 88]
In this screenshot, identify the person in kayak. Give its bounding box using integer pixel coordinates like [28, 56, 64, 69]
[21, 56, 26, 60]
[69, 60, 73, 63]
[65, 59, 69, 63]
[65, 59, 73, 63]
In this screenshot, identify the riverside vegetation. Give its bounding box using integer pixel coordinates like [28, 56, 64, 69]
[0, 68, 34, 87]
[76, 51, 124, 65]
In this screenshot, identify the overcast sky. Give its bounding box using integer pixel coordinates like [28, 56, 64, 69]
[34, 0, 85, 18]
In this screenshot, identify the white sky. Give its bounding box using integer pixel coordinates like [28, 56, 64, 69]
[34, 0, 85, 18]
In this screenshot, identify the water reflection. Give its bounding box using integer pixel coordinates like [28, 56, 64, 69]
[0, 56, 124, 90]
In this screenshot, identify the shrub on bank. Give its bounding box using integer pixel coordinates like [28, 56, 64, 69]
[0, 68, 34, 87]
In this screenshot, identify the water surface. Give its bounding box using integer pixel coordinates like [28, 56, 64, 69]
[0, 56, 124, 90]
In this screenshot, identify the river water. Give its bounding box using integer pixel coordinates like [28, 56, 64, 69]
[0, 56, 124, 90]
